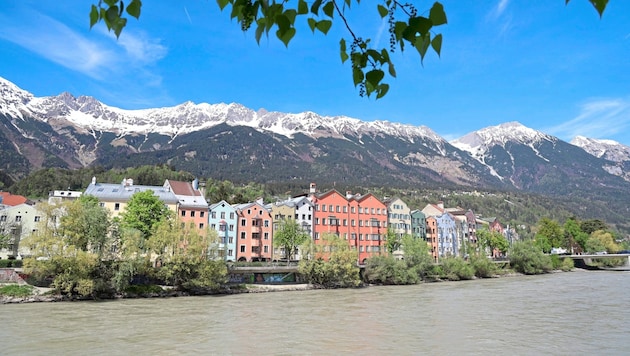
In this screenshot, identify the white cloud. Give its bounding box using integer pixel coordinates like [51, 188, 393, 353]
[545, 98, 630, 141]
[488, 0, 510, 20]
[0, 7, 166, 82]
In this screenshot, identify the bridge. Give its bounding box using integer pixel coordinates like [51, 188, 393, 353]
[556, 253, 630, 270]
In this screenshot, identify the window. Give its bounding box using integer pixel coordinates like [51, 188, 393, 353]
[219, 224, 226, 231]
[264, 232, 269, 240]
[15, 216, 22, 222]
[351, 206, 355, 213]
[241, 219, 246, 226]
[322, 205, 326, 212]
[190, 211, 195, 217]
[264, 220, 269, 227]
[228, 249, 233, 256]
[329, 205, 333, 212]
[351, 219, 356, 226]
[343, 219, 347, 226]
[0, 215, 6, 222]
[230, 212, 234, 219]
[115, 203, 120, 211]
[211, 224, 216, 229]
[251, 246, 260, 253]
[264, 245, 269, 253]
[199, 223, 204, 229]
[99, 202, 105, 208]
[229, 236, 234, 243]
[315, 218, 319, 225]
[181, 210, 186, 217]
[220, 212, 225, 219]
[314, 232, 319, 240]
[241, 232, 246, 239]
[336, 205, 340, 212]
[229, 224, 234, 231]
[211, 211, 216, 219]
[34, 216, 41, 222]
[240, 245, 246, 253]
[200, 211, 205, 217]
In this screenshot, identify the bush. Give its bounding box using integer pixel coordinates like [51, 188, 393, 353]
[124, 284, 165, 296]
[0, 284, 34, 297]
[509, 241, 553, 275]
[560, 257, 574, 271]
[363, 255, 419, 285]
[0, 259, 23, 268]
[440, 257, 474, 281]
[469, 254, 498, 278]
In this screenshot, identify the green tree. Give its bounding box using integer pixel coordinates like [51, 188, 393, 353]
[59, 195, 112, 256]
[534, 218, 564, 253]
[580, 219, 609, 235]
[585, 230, 619, 253]
[400, 235, 433, 278]
[273, 218, 310, 262]
[476, 227, 509, 257]
[563, 217, 588, 253]
[385, 228, 401, 254]
[120, 190, 170, 239]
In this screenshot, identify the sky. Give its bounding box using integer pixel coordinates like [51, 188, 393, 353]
[1, 1, 630, 144]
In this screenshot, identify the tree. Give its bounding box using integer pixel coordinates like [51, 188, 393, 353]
[59, 195, 112, 257]
[563, 217, 588, 253]
[585, 230, 619, 253]
[273, 218, 310, 262]
[384, 228, 401, 254]
[476, 227, 509, 257]
[120, 190, 170, 239]
[89, 1, 608, 99]
[534, 218, 564, 253]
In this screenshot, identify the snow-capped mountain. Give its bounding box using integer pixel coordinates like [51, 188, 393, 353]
[0, 77, 497, 189]
[570, 135, 630, 181]
[1, 77, 442, 144]
[2, 76, 630, 209]
[571, 136, 630, 163]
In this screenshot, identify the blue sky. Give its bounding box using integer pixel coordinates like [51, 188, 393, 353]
[1, 1, 629, 144]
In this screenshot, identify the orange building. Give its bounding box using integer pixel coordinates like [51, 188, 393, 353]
[309, 184, 387, 264]
[164, 179, 209, 232]
[233, 201, 273, 262]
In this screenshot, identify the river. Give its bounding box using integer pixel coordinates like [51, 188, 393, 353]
[1, 270, 628, 355]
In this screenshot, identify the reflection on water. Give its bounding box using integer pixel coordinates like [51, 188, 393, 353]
[1, 270, 628, 355]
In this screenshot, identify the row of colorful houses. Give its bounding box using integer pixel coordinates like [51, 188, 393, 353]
[0, 179, 517, 262]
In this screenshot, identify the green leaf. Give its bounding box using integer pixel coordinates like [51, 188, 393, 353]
[429, 2, 447, 26]
[316, 20, 332, 35]
[307, 18, 317, 33]
[388, 63, 396, 78]
[589, 0, 608, 17]
[408, 16, 433, 37]
[276, 27, 296, 47]
[311, 0, 323, 14]
[352, 67, 364, 87]
[323, 1, 334, 18]
[255, 20, 266, 44]
[217, 0, 229, 11]
[414, 35, 431, 62]
[126, 0, 142, 19]
[377, 5, 388, 18]
[284, 9, 297, 24]
[376, 84, 389, 99]
[365, 69, 385, 87]
[106, 6, 120, 23]
[431, 33, 442, 56]
[298, 0, 308, 15]
[340, 39, 349, 63]
[90, 5, 99, 28]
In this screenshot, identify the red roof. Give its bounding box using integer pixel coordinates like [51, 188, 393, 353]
[0, 192, 28, 206]
[165, 180, 202, 196]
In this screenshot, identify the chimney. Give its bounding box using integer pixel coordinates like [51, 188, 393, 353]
[346, 191, 353, 199]
[91, 176, 96, 185]
[437, 201, 444, 209]
[192, 178, 199, 190]
[309, 183, 316, 194]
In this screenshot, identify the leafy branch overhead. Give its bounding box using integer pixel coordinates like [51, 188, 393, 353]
[92, 1, 608, 99]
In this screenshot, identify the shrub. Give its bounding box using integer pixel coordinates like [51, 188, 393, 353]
[363, 255, 419, 285]
[509, 241, 553, 274]
[469, 254, 498, 278]
[560, 257, 574, 272]
[440, 257, 474, 281]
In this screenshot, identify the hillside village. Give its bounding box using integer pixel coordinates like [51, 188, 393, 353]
[0, 178, 516, 262]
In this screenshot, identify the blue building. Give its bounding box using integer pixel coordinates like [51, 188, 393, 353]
[208, 200, 238, 262]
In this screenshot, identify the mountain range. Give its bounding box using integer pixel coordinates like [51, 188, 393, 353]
[2, 76, 630, 232]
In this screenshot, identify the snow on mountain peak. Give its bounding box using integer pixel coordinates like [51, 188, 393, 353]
[450, 121, 552, 153]
[571, 135, 630, 162]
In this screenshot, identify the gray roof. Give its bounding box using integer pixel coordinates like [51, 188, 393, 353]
[84, 182, 179, 204]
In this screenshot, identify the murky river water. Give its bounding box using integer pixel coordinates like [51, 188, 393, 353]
[1, 270, 628, 355]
